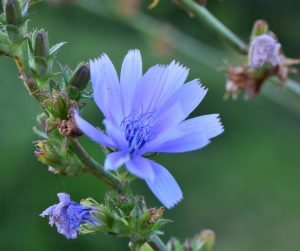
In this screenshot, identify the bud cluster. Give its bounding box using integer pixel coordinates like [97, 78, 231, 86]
[41, 191, 169, 249]
[166, 230, 215, 251]
[225, 20, 300, 99]
[34, 138, 84, 176]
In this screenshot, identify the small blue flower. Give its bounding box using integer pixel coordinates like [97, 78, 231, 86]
[75, 50, 224, 208]
[40, 193, 101, 239]
[248, 34, 282, 68]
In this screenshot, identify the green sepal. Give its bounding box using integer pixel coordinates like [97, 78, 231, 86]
[49, 41, 66, 56]
[0, 28, 15, 55]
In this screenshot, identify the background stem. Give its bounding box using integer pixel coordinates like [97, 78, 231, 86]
[150, 235, 169, 251]
[177, 0, 248, 53]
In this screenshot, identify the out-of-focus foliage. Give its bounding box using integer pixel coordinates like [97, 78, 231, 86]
[0, 1, 300, 251]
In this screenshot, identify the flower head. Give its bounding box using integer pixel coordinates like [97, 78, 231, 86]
[248, 34, 282, 68]
[75, 50, 224, 208]
[40, 193, 101, 239]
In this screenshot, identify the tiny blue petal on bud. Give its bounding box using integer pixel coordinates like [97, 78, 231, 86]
[40, 193, 101, 239]
[248, 34, 282, 68]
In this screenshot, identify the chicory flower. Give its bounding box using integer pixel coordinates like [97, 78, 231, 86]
[75, 50, 224, 208]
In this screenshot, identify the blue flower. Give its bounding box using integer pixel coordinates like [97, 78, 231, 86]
[40, 193, 101, 239]
[248, 34, 282, 68]
[75, 50, 224, 208]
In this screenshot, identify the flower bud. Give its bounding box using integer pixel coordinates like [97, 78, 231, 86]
[40, 193, 103, 239]
[43, 91, 69, 119]
[199, 229, 215, 251]
[34, 30, 49, 59]
[34, 140, 84, 176]
[248, 34, 282, 69]
[251, 20, 269, 38]
[3, 0, 22, 25]
[69, 63, 90, 91]
[35, 140, 62, 168]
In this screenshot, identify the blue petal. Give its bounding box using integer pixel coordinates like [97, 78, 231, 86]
[103, 119, 127, 149]
[120, 50, 142, 115]
[146, 160, 182, 209]
[90, 54, 123, 125]
[132, 61, 189, 113]
[150, 80, 207, 140]
[125, 156, 155, 181]
[144, 114, 223, 153]
[160, 79, 207, 119]
[74, 111, 115, 148]
[104, 151, 129, 171]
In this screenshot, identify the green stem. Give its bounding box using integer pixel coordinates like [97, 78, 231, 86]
[177, 0, 248, 53]
[69, 138, 124, 192]
[150, 235, 168, 251]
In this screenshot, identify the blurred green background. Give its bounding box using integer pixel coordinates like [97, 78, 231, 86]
[0, 0, 300, 250]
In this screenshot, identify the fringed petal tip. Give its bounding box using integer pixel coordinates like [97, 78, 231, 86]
[203, 113, 224, 139]
[169, 60, 190, 74]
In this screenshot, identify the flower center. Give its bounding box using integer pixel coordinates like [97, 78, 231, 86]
[121, 109, 157, 154]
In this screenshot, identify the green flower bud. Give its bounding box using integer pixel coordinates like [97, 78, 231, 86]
[69, 63, 90, 91]
[251, 20, 269, 39]
[34, 139, 84, 176]
[35, 140, 62, 168]
[34, 30, 49, 59]
[43, 91, 69, 119]
[3, 0, 23, 25]
[199, 229, 215, 251]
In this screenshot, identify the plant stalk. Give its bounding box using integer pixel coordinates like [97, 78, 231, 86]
[177, 0, 248, 53]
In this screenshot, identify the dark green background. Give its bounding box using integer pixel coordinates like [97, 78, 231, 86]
[0, 0, 300, 250]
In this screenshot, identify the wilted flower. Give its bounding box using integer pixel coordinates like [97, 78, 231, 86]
[75, 50, 224, 208]
[40, 193, 101, 239]
[248, 34, 282, 68]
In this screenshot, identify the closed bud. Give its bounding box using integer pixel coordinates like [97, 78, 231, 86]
[43, 91, 69, 119]
[251, 20, 269, 39]
[34, 140, 84, 176]
[69, 63, 90, 91]
[3, 0, 22, 25]
[34, 140, 62, 167]
[199, 229, 215, 251]
[34, 30, 49, 59]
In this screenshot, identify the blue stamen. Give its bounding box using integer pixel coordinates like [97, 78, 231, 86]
[121, 109, 156, 154]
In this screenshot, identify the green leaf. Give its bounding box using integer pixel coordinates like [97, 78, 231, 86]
[49, 42, 66, 56]
[0, 29, 14, 55]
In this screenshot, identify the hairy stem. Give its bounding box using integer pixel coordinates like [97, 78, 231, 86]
[14, 57, 42, 102]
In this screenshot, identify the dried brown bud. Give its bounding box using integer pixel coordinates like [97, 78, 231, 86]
[225, 66, 264, 99]
[146, 207, 164, 224]
[57, 102, 82, 137]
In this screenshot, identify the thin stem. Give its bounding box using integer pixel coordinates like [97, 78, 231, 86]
[14, 56, 42, 102]
[150, 235, 168, 251]
[69, 137, 124, 192]
[177, 0, 248, 53]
